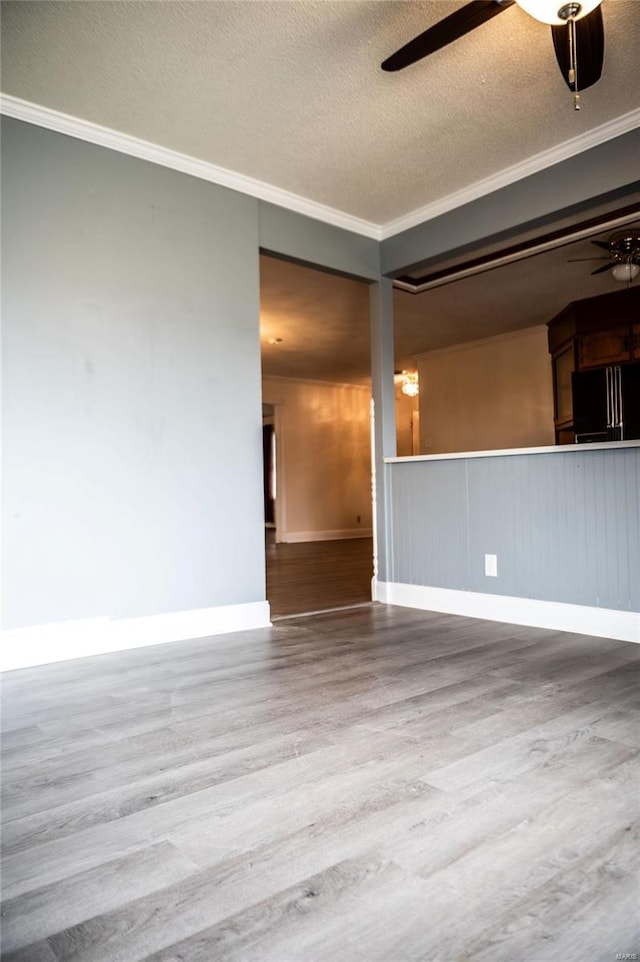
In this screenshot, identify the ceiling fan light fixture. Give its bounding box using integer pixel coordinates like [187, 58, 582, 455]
[514, 0, 602, 25]
[611, 262, 640, 283]
[401, 372, 419, 398]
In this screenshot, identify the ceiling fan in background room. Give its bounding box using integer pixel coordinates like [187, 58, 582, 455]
[568, 230, 640, 282]
[382, 0, 605, 109]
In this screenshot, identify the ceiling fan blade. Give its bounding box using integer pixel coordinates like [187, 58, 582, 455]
[381, 0, 514, 72]
[590, 239, 612, 251]
[591, 262, 614, 275]
[567, 257, 611, 262]
[551, 5, 604, 92]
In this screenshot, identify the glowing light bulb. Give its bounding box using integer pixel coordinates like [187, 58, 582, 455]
[611, 262, 639, 283]
[401, 373, 419, 397]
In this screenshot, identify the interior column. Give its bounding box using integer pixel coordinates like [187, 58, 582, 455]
[369, 277, 396, 591]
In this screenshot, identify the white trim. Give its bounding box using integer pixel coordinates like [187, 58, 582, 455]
[0, 601, 272, 672]
[375, 582, 640, 644]
[380, 108, 640, 239]
[393, 209, 640, 293]
[2, 94, 638, 243]
[0, 94, 381, 240]
[263, 374, 371, 392]
[281, 529, 372, 543]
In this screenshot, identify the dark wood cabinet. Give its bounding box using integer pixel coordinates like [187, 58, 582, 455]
[578, 326, 631, 369]
[548, 288, 640, 444]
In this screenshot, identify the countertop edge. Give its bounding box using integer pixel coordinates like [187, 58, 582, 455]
[385, 439, 640, 464]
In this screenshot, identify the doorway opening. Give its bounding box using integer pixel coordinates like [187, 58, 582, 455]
[259, 253, 374, 619]
[262, 404, 276, 531]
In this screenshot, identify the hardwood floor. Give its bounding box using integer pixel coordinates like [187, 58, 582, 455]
[265, 533, 373, 617]
[1, 604, 639, 961]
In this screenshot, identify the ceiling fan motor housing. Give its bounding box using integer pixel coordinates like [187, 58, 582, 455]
[609, 231, 640, 264]
[558, 3, 582, 21]
[585, 230, 640, 278]
[515, 0, 602, 24]
[382, 0, 605, 100]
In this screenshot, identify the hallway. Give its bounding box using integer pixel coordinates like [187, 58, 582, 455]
[265, 533, 373, 618]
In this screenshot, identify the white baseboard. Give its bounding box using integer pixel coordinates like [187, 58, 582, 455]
[375, 582, 640, 645]
[0, 601, 272, 672]
[281, 529, 373, 543]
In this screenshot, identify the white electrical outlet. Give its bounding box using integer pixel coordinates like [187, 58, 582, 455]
[484, 553, 498, 577]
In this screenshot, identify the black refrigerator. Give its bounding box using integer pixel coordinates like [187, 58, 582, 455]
[572, 361, 640, 442]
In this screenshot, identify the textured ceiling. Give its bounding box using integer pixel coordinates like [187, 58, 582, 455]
[260, 222, 640, 382]
[1, 0, 639, 226]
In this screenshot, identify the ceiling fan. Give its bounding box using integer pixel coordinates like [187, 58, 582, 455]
[382, 0, 605, 109]
[568, 231, 640, 281]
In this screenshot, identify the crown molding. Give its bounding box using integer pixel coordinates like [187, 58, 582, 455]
[262, 373, 370, 391]
[380, 107, 640, 240]
[2, 94, 638, 247]
[0, 94, 382, 241]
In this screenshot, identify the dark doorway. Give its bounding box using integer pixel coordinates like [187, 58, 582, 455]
[262, 423, 275, 524]
[262, 403, 276, 531]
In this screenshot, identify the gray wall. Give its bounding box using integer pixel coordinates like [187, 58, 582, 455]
[1, 117, 266, 628]
[6, 114, 636, 637]
[388, 447, 640, 611]
[258, 202, 380, 281]
[1, 118, 387, 633]
[381, 129, 640, 276]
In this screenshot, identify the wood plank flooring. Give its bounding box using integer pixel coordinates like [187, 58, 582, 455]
[1, 604, 639, 961]
[265, 534, 373, 617]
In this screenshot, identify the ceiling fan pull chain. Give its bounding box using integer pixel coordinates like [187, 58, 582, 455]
[568, 14, 581, 109]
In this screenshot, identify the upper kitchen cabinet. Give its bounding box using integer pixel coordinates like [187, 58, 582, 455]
[578, 325, 632, 368]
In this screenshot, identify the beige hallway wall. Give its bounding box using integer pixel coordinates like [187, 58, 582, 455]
[262, 377, 372, 542]
[416, 326, 554, 454]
